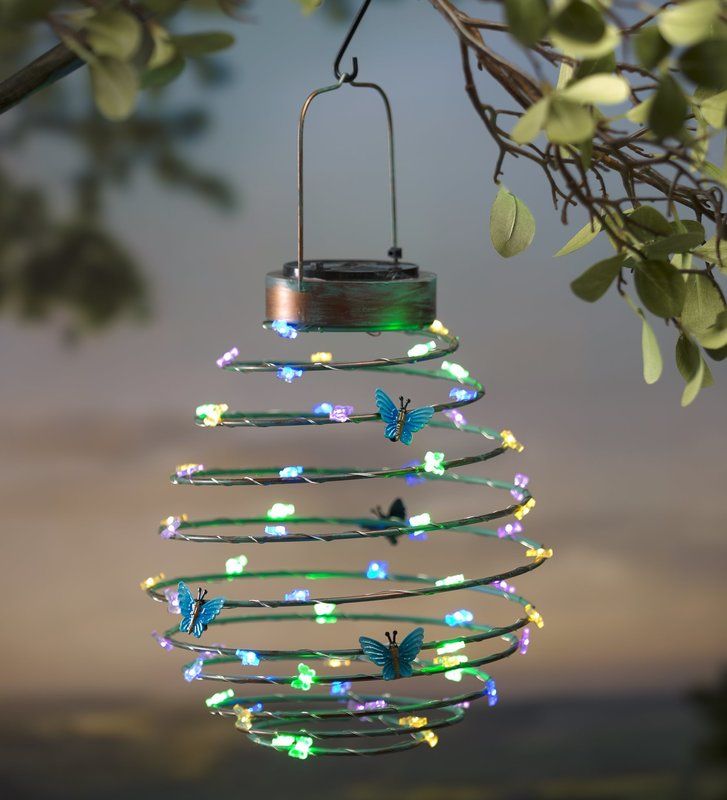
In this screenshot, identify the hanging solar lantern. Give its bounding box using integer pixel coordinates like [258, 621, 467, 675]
[142, 0, 551, 759]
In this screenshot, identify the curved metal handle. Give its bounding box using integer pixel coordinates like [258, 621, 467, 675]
[296, 79, 400, 290]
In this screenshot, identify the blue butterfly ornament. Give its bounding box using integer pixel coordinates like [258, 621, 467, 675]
[178, 581, 226, 639]
[374, 389, 434, 445]
[359, 627, 424, 680]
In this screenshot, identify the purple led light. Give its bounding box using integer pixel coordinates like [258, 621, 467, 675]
[444, 408, 467, 429]
[329, 405, 354, 422]
[519, 626, 531, 655]
[164, 586, 181, 614]
[151, 630, 174, 651]
[492, 579, 515, 594]
[497, 521, 523, 539]
[216, 346, 239, 368]
[183, 658, 205, 682]
[511, 473, 530, 502]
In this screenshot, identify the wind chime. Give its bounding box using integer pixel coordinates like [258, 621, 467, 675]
[142, 0, 551, 759]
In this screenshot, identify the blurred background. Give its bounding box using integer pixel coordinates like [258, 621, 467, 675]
[1, 1, 726, 798]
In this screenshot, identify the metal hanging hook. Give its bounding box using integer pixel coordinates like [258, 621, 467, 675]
[333, 0, 372, 82]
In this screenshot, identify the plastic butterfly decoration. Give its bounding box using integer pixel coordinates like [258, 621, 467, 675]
[359, 627, 424, 680]
[374, 389, 434, 445]
[364, 498, 407, 546]
[178, 581, 225, 639]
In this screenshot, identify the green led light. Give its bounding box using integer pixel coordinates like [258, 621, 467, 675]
[291, 663, 316, 691]
[205, 688, 234, 708]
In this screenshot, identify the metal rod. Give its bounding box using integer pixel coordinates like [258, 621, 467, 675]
[333, 0, 372, 83]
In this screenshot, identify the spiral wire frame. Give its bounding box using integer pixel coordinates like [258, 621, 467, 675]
[143, 323, 551, 758]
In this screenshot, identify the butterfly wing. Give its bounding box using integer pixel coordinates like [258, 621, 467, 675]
[192, 596, 225, 638]
[397, 627, 424, 674]
[375, 389, 398, 425]
[399, 406, 434, 445]
[178, 581, 194, 634]
[388, 498, 406, 520]
[359, 635, 391, 668]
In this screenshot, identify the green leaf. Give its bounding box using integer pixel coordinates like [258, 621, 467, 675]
[658, 0, 719, 47]
[693, 235, 727, 271]
[633, 260, 687, 318]
[505, 0, 549, 47]
[698, 310, 727, 349]
[624, 206, 671, 242]
[89, 57, 138, 121]
[641, 314, 663, 384]
[555, 217, 602, 257]
[648, 75, 687, 139]
[171, 32, 235, 57]
[679, 342, 706, 407]
[573, 53, 617, 81]
[679, 40, 727, 90]
[644, 232, 705, 259]
[489, 187, 536, 258]
[141, 55, 185, 89]
[681, 273, 725, 333]
[0, 0, 56, 23]
[85, 9, 142, 61]
[634, 26, 671, 69]
[147, 21, 176, 70]
[560, 74, 630, 105]
[511, 98, 550, 144]
[551, 24, 621, 60]
[626, 97, 653, 125]
[545, 98, 596, 144]
[553, 0, 605, 44]
[696, 89, 727, 128]
[570, 254, 624, 301]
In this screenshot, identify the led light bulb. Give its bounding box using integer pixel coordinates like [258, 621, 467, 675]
[284, 588, 310, 603]
[271, 320, 297, 339]
[407, 341, 436, 358]
[435, 574, 464, 587]
[309, 351, 332, 363]
[500, 429, 524, 452]
[267, 502, 295, 520]
[139, 573, 165, 591]
[277, 366, 303, 383]
[444, 408, 467, 429]
[160, 513, 188, 538]
[444, 609, 474, 627]
[436, 639, 465, 655]
[183, 658, 205, 682]
[215, 346, 239, 368]
[279, 466, 304, 478]
[423, 451, 446, 476]
[514, 498, 536, 520]
[519, 627, 531, 655]
[366, 560, 388, 580]
[232, 704, 253, 731]
[312, 401, 333, 415]
[151, 630, 174, 651]
[236, 649, 260, 666]
[525, 546, 553, 559]
[429, 319, 449, 335]
[225, 554, 248, 575]
[330, 681, 352, 696]
[329, 404, 354, 422]
[449, 387, 477, 401]
[525, 603, 544, 629]
[497, 521, 523, 539]
[205, 688, 234, 708]
[399, 716, 428, 728]
[196, 403, 228, 427]
[291, 663, 316, 691]
[288, 736, 313, 760]
[163, 586, 180, 614]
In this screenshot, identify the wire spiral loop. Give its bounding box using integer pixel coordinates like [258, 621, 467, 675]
[144, 323, 551, 758]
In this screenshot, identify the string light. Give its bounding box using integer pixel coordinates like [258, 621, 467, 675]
[514, 498, 536, 520]
[436, 639, 465, 655]
[236, 649, 260, 666]
[151, 630, 173, 651]
[525, 603, 545, 629]
[519, 627, 531, 655]
[233, 704, 253, 731]
[139, 573, 164, 590]
[225, 554, 248, 575]
[366, 560, 388, 580]
[444, 408, 467, 428]
[349, 699, 387, 712]
[265, 524, 288, 536]
[329, 404, 354, 422]
[484, 678, 498, 706]
[449, 387, 477, 401]
[511, 473, 530, 502]
[444, 668, 464, 682]
[429, 319, 449, 335]
[500, 429, 524, 452]
[491, 579, 515, 594]
[288, 736, 314, 760]
[407, 341, 436, 358]
[435, 574, 464, 587]
[183, 658, 205, 682]
[408, 511, 431, 541]
[267, 502, 295, 520]
[277, 366, 303, 383]
[417, 730, 439, 748]
[314, 602, 336, 624]
[291, 663, 316, 691]
[399, 716, 428, 728]
[175, 463, 205, 478]
[526, 546, 553, 559]
[403, 459, 426, 486]
[433, 654, 468, 669]
[285, 588, 310, 602]
[205, 689, 234, 708]
[441, 361, 470, 382]
[312, 401, 333, 415]
[216, 346, 239, 368]
[279, 466, 304, 478]
[196, 403, 228, 427]
[445, 609, 474, 627]
[330, 681, 351, 696]
[423, 451, 446, 476]
[163, 586, 180, 614]
[309, 351, 332, 362]
[328, 658, 351, 668]
[271, 320, 297, 339]
[498, 521, 523, 539]
[160, 514, 187, 539]
[271, 734, 296, 748]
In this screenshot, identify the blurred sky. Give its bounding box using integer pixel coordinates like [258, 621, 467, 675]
[1, 0, 725, 708]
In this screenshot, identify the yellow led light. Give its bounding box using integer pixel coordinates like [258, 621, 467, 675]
[525, 603, 545, 629]
[310, 352, 332, 363]
[196, 403, 229, 427]
[429, 319, 449, 336]
[526, 546, 553, 560]
[328, 658, 352, 668]
[514, 497, 536, 520]
[232, 704, 253, 732]
[399, 715, 428, 728]
[500, 429, 524, 452]
[433, 654, 468, 668]
[139, 573, 165, 590]
[419, 730, 439, 748]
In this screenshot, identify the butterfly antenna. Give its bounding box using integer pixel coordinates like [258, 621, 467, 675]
[385, 631, 393, 645]
[392, 630, 398, 644]
[371, 505, 384, 519]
